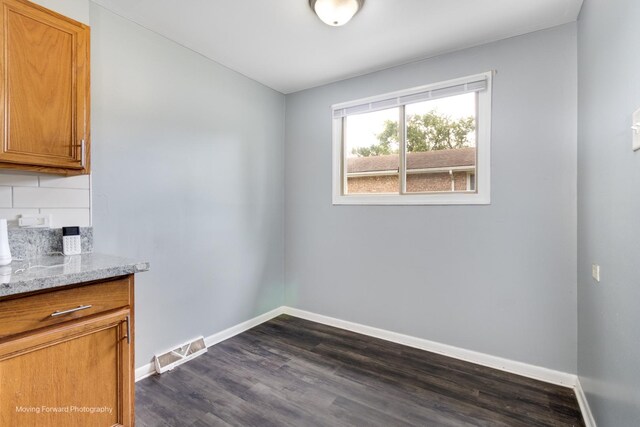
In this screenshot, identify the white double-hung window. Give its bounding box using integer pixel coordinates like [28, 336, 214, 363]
[332, 72, 493, 205]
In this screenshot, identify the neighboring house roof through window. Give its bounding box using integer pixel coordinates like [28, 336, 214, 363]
[347, 147, 476, 174]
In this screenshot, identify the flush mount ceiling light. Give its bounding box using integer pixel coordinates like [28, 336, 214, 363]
[309, 0, 364, 27]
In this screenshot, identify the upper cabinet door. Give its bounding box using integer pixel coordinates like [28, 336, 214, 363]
[0, 0, 89, 175]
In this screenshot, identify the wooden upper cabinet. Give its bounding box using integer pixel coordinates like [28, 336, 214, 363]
[0, 0, 90, 175]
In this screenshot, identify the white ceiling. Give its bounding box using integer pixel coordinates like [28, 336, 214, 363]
[91, 0, 583, 94]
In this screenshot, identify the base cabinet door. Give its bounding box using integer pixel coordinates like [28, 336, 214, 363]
[0, 309, 132, 427]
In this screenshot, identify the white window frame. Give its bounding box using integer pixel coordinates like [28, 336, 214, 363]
[332, 71, 493, 205]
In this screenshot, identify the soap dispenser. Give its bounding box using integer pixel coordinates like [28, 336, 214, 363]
[0, 219, 11, 266]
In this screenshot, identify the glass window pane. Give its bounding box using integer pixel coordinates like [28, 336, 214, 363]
[404, 93, 477, 193]
[345, 108, 400, 194]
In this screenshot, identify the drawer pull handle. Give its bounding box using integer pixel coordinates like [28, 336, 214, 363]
[50, 304, 93, 317]
[125, 315, 131, 345]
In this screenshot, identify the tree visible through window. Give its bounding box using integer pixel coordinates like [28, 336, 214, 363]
[345, 92, 477, 194]
[332, 72, 492, 205]
[352, 109, 475, 157]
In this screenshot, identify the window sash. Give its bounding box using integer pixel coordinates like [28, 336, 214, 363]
[333, 74, 488, 119]
[332, 71, 493, 206]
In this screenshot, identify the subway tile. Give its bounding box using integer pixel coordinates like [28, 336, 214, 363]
[0, 208, 39, 224]
[38, 174, 90, 189]
[0, 187, 11, 207]
[0, 172, 38, 187]
[13, 187, 89, 208]
[40, 209, 91, 228]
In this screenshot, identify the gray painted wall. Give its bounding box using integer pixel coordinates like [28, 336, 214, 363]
[577, 0, 640, 424]
[285, 24, 578, 373]
[90, 4, 285, 365]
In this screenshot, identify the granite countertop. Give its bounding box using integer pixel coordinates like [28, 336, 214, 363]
[0, 253, 150, 298]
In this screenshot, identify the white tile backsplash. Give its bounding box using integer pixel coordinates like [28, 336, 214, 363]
[40, 208, 91, 227]
[0, 208, 39, 221]
[38, 174, 90, 189]
[0, 187, 12, 207]
[0, 171, 91, 226]
[14, 187, 90, 208]
[0, 173, 39, 187]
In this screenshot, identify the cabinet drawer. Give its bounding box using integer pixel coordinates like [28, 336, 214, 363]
[0, 277, 131, 339]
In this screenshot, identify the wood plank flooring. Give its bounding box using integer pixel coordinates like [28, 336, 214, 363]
[136, 315, 585, 427]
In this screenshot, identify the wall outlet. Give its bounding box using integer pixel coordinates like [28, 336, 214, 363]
[18, 214, 52, 228]
[592, 264, 600, 282]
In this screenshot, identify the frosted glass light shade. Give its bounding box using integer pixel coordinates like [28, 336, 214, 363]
[311, 0, 363, 27]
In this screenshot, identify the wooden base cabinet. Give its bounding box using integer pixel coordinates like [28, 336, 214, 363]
[0, 276, 135, 427]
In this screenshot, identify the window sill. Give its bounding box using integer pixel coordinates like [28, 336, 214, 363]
[332, 192, 490, 205]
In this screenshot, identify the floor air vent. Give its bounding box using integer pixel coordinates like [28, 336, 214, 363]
[154, 336, 207, 374]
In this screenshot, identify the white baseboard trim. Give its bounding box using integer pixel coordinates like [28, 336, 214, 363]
[135, 306, 285, 382]
[137, 305, 580, 395]
[575, 378, 597, 427]
[134, 362, 156, 382]
[203, 306, 285, 347]
[281, 306, 578, 389]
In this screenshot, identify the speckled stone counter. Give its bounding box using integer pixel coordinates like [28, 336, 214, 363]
[0, 253, 149, 298]
[8, 227, 93, 260]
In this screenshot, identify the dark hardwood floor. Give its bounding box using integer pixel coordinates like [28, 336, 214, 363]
[136, 315, 585, 427]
